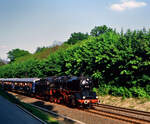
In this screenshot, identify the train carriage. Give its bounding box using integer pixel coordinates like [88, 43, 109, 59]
[0, 78, 40, 96]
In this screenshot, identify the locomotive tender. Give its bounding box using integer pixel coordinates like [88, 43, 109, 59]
[0, 76, 99, 107]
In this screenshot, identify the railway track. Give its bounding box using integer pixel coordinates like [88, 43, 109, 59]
[96, 104, 150, 117]
[86, 104, 150, 124]
[8, 91, 150, 124]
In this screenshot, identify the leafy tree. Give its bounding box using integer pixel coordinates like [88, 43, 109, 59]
[66, 32, 89, 45]
[90, 25, 113, 37]
[7, 49, 31, 62]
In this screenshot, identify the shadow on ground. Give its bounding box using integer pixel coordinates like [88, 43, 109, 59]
[31, 100, 76, 124]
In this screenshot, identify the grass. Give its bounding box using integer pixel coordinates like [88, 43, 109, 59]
[0, 88, 58, 124]
[129, 105, 135, 109]
[98, 94, 150, 112]
[138, 98, 148, 104]
[21, 103, 57, 124]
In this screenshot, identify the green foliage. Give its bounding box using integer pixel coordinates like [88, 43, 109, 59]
[145, 85, 150, 95]
[7, 48, 31, 62]
[98, 84, 111, 95]
[66, 32, 89, 44]
[90, 25, 113, 37]
[110, 87, 132, 98]
[0, 26, 150, 98]
[15, 44, 69, 63]
[129, 87, 147, 98]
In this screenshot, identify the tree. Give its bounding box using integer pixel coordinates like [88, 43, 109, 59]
[66, 32, 89, 45]
[90, 25, 113, 37]
[7, 49, 31, 62]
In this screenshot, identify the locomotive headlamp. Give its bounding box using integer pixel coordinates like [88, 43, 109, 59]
[81, 80, 86, 85]
[96, 96, 98, 99]
[83, 96, 86, 99]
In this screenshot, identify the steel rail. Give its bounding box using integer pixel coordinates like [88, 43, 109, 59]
[88, 104, 150, 124]
[95, 104, 150, 117]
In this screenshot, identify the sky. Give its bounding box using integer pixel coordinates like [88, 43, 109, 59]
[0, 0, 150, 60]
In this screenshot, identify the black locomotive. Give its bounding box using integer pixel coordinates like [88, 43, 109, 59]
[0, 76, 99, 107]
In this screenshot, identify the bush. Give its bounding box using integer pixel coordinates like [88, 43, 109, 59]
[129, 87, 148, 98]
[110, 86, 132, 98]
[98, 84, 111, 95]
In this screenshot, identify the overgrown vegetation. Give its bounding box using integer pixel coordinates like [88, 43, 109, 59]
[7, 48, 31, 62]
[0, 25, 150, 98]
[0, 88, 58, 124]
[66, 32, 89, 45]
[14, 44, 69, 63]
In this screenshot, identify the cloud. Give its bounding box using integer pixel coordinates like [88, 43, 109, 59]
[110, 0, 147, 11]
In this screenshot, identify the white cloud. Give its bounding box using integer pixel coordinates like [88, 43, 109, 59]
[110, 0, 147, 11]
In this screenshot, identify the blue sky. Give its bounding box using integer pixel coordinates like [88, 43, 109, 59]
[0, 0, 150, 60]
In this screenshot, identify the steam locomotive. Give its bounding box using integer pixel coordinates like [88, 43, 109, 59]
[0, 76, 99, 108]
